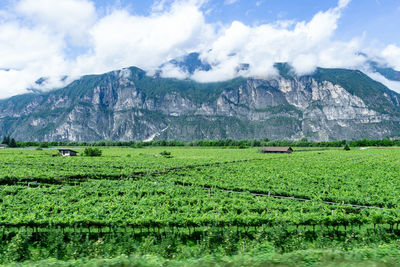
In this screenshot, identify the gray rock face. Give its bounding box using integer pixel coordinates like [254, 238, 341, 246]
[0, 66, 399, 141]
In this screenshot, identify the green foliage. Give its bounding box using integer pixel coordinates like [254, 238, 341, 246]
[238, 141, 249, 149]
[134, 142, 144, 148]
[9, 138, 17, 148]
[5, 229, 32, 262]
[2, 136, 9, 145]
[160, 150, 172, 157]
[39, 142, 49, 148]
[16, 137, 400, 149]
[344, 144, 350, 151]
[83, 147, 102, 157]
[1, 147, 400, 264]
[7, 246, 400, 267]
[2, 135, 18, 147]
[274, 62, 297, 80]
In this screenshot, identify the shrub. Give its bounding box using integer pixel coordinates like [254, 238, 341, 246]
[160, 150, 171, 156]
[344, 144, 350, 151]
[84, 147, 102, 157]
[135, 143, 144, 148]
[160, 151, 172, 158]
[39, 142, 49, 148]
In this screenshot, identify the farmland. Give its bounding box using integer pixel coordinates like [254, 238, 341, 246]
[1, 147, 400, 266]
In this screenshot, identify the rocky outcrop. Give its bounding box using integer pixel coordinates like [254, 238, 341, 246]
[0, 66, 399, 141]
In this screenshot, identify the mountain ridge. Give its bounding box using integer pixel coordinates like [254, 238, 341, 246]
[1, 63, 400, 142]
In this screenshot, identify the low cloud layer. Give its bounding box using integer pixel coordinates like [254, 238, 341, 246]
[0, 0, 399, 99]
[382, 45, 400, 71]
[188, 0, 364, 82]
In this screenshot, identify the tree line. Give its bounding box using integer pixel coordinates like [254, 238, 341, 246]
[3, 137, 400, 148]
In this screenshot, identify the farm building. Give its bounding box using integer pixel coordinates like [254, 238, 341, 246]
[260, 147, 293, 153]
[58, 149, 78, 157]
[0, 144, 8, 149]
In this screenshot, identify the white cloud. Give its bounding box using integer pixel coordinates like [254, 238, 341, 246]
[189, 0, 362, 82]
[15, 0, 97, 46]
[0, 0, 215, 98]
[75, 1, 214, 76]
[382, 44, 400, 71]
[159, 63, 190, 79]
[0, 0, 94, 99]
[0, 0, 399, 99]
[0, 21, 72, 98]
[338, 0, 351, 9]
[0, 23, 63, 70]
[365, 71, 400, 93]
[152, 0, 170, 12]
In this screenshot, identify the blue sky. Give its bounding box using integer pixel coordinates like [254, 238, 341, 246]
[0, 0, 400, 98]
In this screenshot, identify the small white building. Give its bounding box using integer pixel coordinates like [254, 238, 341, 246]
[0, 144, 8, 149]
[58, 149, 78, 156]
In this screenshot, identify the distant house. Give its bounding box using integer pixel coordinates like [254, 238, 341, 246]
[0, 144, 8, 149]
[260, 147, 293, 154]
[58, 149, 78, 157]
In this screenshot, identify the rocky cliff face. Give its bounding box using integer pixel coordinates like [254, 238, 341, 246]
[1, 65, 400, 141]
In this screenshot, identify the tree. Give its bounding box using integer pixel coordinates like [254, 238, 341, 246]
[9, 138, 17, 148]
[84, 147, 102, 157]
[344, 144, 350, 151]
[39, 142, 49, 148]
[2, 136, 10, 145]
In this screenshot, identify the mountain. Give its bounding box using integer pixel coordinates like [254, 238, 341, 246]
[1, 63, 400, 142]
[166, 52, 211, 74]
[368, 60, 400, 82]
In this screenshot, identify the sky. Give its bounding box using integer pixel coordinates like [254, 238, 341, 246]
[0, 0, 400, 98]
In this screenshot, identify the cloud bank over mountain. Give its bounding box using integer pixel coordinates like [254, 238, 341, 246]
[0, 0, 399, 99]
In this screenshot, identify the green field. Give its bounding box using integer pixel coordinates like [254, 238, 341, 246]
[1, 147, 400, 266]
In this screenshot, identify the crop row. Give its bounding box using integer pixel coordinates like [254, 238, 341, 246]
[0, 147, 272, 183]
[161, 149, 400, 208]
[1, 179, 400, 229]
[1, 148, 399, 231]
